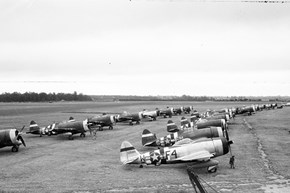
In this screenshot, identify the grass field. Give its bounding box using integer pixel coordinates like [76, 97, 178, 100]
[0, 101, 290, 193]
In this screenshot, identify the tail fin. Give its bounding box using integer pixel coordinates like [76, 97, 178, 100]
[180, 117, 190, 129]
[120, 141, 141, 165]
[68, 117, 75, 122]
[27, 120, 40, 133]
[142, 129, 157, 146]
[167, 120, 179, 132]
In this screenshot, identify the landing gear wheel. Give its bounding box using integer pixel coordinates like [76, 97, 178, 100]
[68, 135, 74, 140]
[99, 127, 103, 131]
[80, 133, 85, 138]
[129, 122, 133, 126]
[136, 121, 140, 125]
[12, 146, 18, 152]
[139, 165, 143, 168]
[109, 126, 113, 130]
[207, 166, 217, 173]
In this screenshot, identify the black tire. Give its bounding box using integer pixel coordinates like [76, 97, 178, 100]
[99, 127, 103, 131]
[109, 126, 113, 130]
[208, 167, 217, 173]
[12, 146, 18, 152]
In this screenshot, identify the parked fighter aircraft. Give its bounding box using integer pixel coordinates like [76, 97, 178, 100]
[116, 112, 143, 125]
[40, 117, 91, 140]
[141, 109, 160, 121]
[236, 105, 255, 115]
[142, 125, 224, 147]
[183, 106, 193, 114]
[195, 119, 227, 132]
[159, 107, 174, 118]
[121, 137, 233, 172]
[173, 107, 184, 115]
[87, 114, 116, 131]
[0, 127, 26, 152]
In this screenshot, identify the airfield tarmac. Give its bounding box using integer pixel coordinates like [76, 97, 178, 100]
[0, 101, 290, 193]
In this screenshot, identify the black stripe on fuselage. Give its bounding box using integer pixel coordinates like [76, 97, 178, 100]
[120, 146, 135, 152]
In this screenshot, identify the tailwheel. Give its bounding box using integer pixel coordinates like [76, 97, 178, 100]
[109, 125, 113, 130]
[68, 135, 74, 140]
[129, 121, 133, 126]
[80, 133, 85, 138]
[12, 146, 18, 152]
[136, 121, 140, 125]
[207, 166, 217, 173]
[99, 127, 103, 131]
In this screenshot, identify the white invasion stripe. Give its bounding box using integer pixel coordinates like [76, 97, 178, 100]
[30, 124, 38, 127]
[142, 133, 154, 137]
[167, 123, 176, 126]
[174, 132, 178, 139]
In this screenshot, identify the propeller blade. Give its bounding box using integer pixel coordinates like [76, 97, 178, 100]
[225, 129, 230, 141]
[18, 135, 26, 147]
[20, 125, 25, 133]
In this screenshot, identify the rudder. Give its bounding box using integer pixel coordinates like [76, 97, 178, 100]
[142, 129, 157, 146]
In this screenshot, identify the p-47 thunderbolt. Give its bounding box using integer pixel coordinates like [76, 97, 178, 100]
[0, 127, 26, 152]
[30, 117, 91, 140]
[236, 105, 255, 116]
[120, 137, 233, 172]
[87, 114, 116, 131]
[159, 107, 174, 118]
[116, 111, 143, 125]
[140, 109, 160, 121]
[142, 125, 224, 147]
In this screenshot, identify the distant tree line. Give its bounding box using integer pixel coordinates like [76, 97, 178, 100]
[0, 92, 92, 102]
[91, 95, 290, 102]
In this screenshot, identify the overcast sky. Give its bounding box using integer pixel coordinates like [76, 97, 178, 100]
[0, 0, 290, 96]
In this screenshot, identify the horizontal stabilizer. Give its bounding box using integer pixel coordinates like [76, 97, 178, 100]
[120, 141, 141, 165]
[142, 129, 157, 146]
[177, 150, 213, 161]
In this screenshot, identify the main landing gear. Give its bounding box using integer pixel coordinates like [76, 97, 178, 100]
[207, 166, 217, 173]
[12, 146, 19, 152]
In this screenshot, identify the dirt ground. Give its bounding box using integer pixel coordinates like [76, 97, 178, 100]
[0, 101, 289, 193]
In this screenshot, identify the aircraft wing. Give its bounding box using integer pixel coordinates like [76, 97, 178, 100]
[176, 150, 213, 161]
[51, 127, 77, 134]
[173, 138, 194, 146]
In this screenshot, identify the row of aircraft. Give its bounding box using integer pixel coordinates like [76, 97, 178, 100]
[0, 102, 281, 157]
[0, 106, 191, 152]
[120, 102, 282, 173]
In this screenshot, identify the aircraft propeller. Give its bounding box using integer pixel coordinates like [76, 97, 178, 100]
[16, 125, 26, 147]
